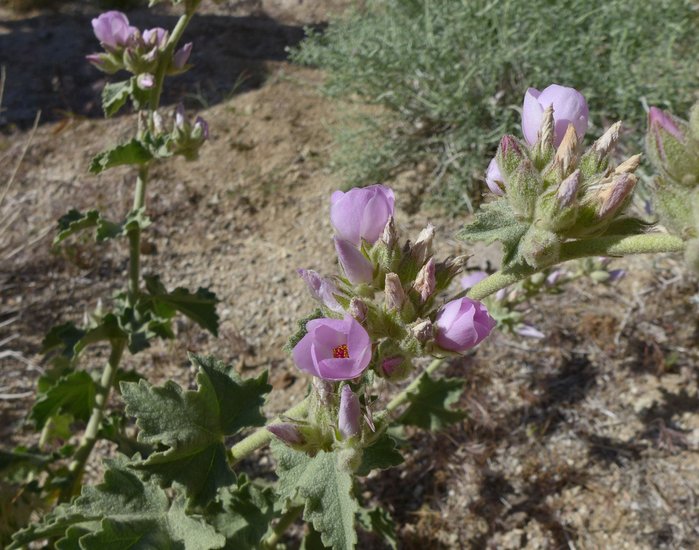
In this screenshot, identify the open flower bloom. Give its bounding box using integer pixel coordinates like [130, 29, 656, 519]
[293, 317, 372, 381]
[434, 297, 496, 352]
[330, 184, 395, 245]
[91, 11, 136, 51]
[522, 84, 589, 146]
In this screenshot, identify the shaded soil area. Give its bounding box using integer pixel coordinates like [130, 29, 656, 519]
[1, 1, 698, 548]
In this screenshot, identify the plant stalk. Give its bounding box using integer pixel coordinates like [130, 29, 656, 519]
[150, 12, 194, 111]
[261, 506, 303, 549]
[467, 233, 685, 301]
[127, 165, 148, 306]
[62, 339, 126, 501]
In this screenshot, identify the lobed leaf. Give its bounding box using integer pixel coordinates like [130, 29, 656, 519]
[101, 80, 132, 118]
[121, 355, 270, 507]
[89, 139, 153, 175]
[9, 456, 225, 549]
[357, 506, 398, 550]
[457, 199, 529, 267]
[398, 372, 466, 431]
[30, 371, 96, 429]
[144, 275, 220, 336]
[274, 443, 359, 550]
[356, 433, 403, 476]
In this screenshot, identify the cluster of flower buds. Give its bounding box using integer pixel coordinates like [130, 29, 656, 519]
[485, 84, 642, 268]
[462, 257, 625, 337]
[87, 11, 193, 87]
[644, 102, 699, 271]
[270, 185, 495, 465]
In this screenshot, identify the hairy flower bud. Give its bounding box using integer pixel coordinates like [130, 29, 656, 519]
[522, 84, 589, 147]
[411, 224, 435, 265]
[380, 216, 398, 249]
[136, 73, 155, 90]
[646, 106, 699, 185]
[410, 319, 434, 344]
[552, 124, 580, 178]
[381, 356, 404, 377]
[335, 237, 374, 285]
[413, 258, 436, 303]
[597, 172, 637, 220]
[384, 273, 406, 312]
[348, 298, 368, 323]
[297, 269, 343, 313]
[556, 169, 581, 208]
[172, 42, 193, 70]
[143, 27, 168, 50]
[267, 423, 305, 447]
[485, 157, 505, 195]
[338, 385, 361, 439]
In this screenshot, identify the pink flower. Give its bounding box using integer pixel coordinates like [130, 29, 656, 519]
[334, 237, 374, 284]
[173, 42, 193, 69]
[297, 269, 344, 314]
[485, 157, 504, 195]
[338, 385, 361, 439]
[330, 185, 395, 246]
[522, 84, 589, 146]
[91, 11, 136, 51]
[292, 317, 372, 381]
[434, 298, 495, 352]
[143, 27, 168, 50]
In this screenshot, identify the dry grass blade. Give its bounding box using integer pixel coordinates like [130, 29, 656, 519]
[0, 109, 42, 211]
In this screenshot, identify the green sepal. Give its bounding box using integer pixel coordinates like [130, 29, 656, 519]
[89, 138, 153, 174]
[457, 199, 529, 267]
[121, 354, 270, 507]
[273, 442, 359, 550]
[9, 455, 225, 550]
[143, 275, 220, 336]
[398, 372, 466, 431]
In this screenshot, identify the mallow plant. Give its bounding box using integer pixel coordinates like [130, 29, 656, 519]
[2, 8, 694, 548]
[0, 0, 217, 544]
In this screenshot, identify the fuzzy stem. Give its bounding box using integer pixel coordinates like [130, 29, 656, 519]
[385, 358, 443, 413]
[128, 165, 148, 306]
[229, 398, 310, 465]
[150, 13, 193, 111]
[62, 339, 126, 501]
[467, 233, 685, 301]
[261, 506, 303, 549]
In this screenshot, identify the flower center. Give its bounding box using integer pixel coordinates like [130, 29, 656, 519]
[332, 344, 350, 359]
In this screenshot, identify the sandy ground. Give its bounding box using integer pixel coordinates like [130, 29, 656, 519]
[1, 1, 698, 548]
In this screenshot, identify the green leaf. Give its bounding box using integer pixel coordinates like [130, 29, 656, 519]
[96, 208, 151, 242]
[398, 373, 466, 431]
[42, 322, 85, 359]
[356, 433, 403, 476]
[457, 199, 529, 266]
[208, 474, 276, 549]
[9, 456, 225, 549]
[300, 525, 329, 549]
[274, 443, 359, 550]
[357, 507, 397, 550]
[54, 210, 100, 245]
[89, 139, 153, 174]
[101, 80, 132, 118]
[30, 371, 97, 429]
[144, 275, 220, 336]
[121, 355, 270, 507]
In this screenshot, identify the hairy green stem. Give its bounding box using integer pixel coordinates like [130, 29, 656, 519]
[62, 339, 126, 501]
[467, 233, 685, 301]
[128, 165, 148, 307]
[229, 398, 310, 465]
[150, 12, 194, 111]
[261, 506, 303, 549]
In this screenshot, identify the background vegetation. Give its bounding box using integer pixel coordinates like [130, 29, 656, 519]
[292, 0, 699, 212]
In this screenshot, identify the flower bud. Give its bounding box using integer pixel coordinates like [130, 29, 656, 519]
[597, 172, 637, 220]
[646, 106, 699, 185]
[412, 258, 436, 303]
[522, 84, 589, 147]
[380, 356, 404, 377]
[85, 52, 122, 74]
[297, 269, 344, 314]
[380, 216, 398, 249]
[485, 157, 504, 195]
[338, 385, 361, 439]
[172, 42, 193, 70]
[411, 223, 435, 265]
[556, 169, 581, 208]
[193, 116, 209, 140]
[410, 319, 434, 344]
[143, 27, 169, 50]
[268, 423, 305, 447]
[520, 227, 561, 268]
[334, 237, 374, 285]
[91, 11, 136, 51]
[136, 73, 155, 90]
[434, 298, 495, 352]
[614, 154, 642, 176]
[552, 124, 580, 178]
[384, 273, 406, 312]
[330, 185, 395, 246]
[348, 298, 368, 323]
[515, 324, 545, 339]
